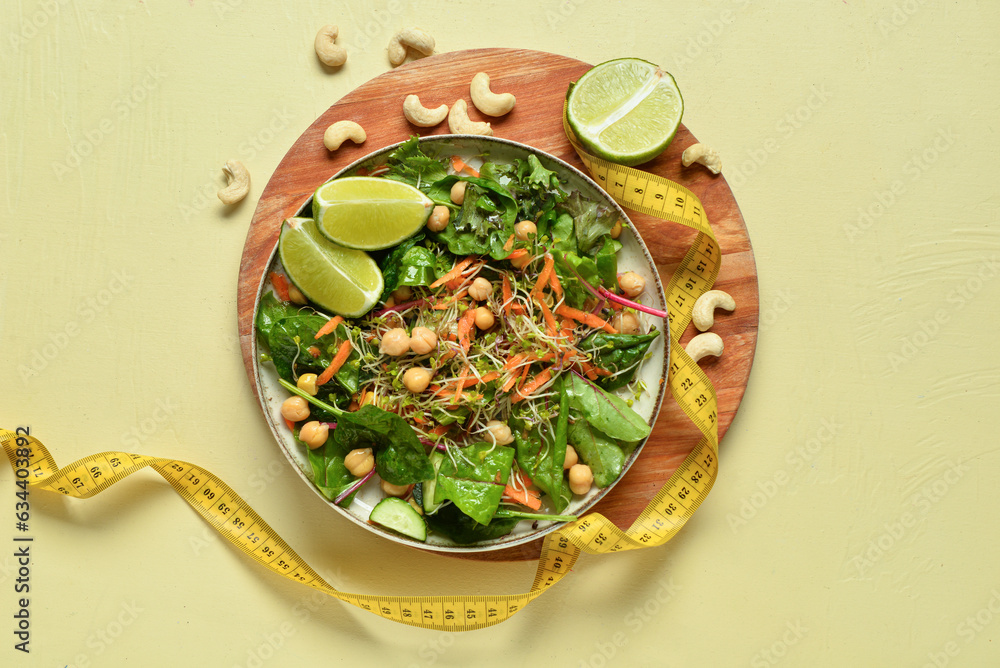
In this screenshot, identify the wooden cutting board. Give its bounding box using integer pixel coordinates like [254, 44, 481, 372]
[237, 48, 758, 562]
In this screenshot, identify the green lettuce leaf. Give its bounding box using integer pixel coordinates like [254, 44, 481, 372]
[581, 330, 660, 391]
[433, 441, 515, 525]
[564, 373, 651, 443]
[332, 405, 434, 485]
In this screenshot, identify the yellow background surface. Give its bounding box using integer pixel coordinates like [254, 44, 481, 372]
[2, 1, 998, 666]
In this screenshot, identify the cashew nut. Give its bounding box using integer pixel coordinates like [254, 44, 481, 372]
[682, 143, 722, 175]
[685, 332, 724, 364]
[402, 94, 448, 127]
[387, 28, 435, 66]
[314, 25, 347, 67]
[469, 72, 515, 117]
[218, 160, 250, 205]
[323, 120, 366, 151]
[447, 99, 492, 136]
[692, 290, 736, 331]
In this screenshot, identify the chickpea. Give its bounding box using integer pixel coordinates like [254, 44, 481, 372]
[280, 396, 310, 422]
[609, 219, 623, 239]
[402, 366, 433, 393]
[514, 220, 537, 241]
[383, 296, 396, 308]
[563, 444, 579, 469]
[450, 180, 467, 205]
[426, 205, 451, 232]
[408, 496, 425, 515]
[618, 271, 645, 297]
[510, 252, 532, 270]
[409, 326, 438, 355]
[474, 306, 495, 330]
[468, 276, 493, 301]
[485, 420, 514, 445]
[361, 391, 376, 407]
[344, 448, 374, 477]
[296, 373, 319, 396]
[611, 312, 640, 335]
[379, 327, 410, 356]
[380, 479, 411, 497]
[287, 284, 308, 305]
[568, 463, 594, 496]
[391, 285, 413, 302]
[298, 421, 329, 449]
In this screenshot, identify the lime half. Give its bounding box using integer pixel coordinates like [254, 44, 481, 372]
[566, 58, 684, 167]
[278, 217, 383, 317]
[312, 176, 433, 250]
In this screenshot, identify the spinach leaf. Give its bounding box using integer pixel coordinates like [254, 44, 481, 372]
[424, 502, 519, 544]
[550, 213, 577, 255]
[332, 405, 434, 485]
[513, 379, 570, 512]
[255, 292, 360, 396]
[433, 441, 515, 525]
[306, 436, 358, 507]
[564, 373, 651, 443]
[554, 251, 600, 309]
[567, 420, 627, 488]
[581, 330, 660, 391]
[593, 237, 622, 289]
[430, 176, 518, 260]
[378, 234, 437, 300]
[380, 136, 449, 193]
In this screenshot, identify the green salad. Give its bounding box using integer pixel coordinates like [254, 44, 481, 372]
[256, 137, 662, 545]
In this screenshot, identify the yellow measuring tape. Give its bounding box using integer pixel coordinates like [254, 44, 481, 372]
[1, 113, 722, 632]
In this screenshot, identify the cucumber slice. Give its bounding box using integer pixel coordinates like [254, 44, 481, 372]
[422, 452, 445, 514]
[369, 497, 427, 542]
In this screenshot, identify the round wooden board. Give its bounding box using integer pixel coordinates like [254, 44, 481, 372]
[238, 48, 758, 562]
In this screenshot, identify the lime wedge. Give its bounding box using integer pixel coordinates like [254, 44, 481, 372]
[566, 58, 684, 167]
[312, 176, 433, 250]
[278, 217, 383, 317]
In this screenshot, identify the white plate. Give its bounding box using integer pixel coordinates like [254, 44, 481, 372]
[251, 135, 670, 553]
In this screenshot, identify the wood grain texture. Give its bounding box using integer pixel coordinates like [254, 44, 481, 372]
[237, 48, 758, 562]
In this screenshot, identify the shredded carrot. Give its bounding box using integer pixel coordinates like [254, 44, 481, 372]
[317, 340, 352, 385]
[269, 272, 290, 301]
[453, 366, 470, 404]
[534, 254, 554, 300]
[511, 303, 527, 315]
[284, 418, 295, 431]
[307, 346, 321, 358]
[451, 155, 479, 177]
[549, 268, 563, 297]
[502, 274, 513, 316]
[503, 484, 542, 511]
[513, 367, 553, 403]
[429, 423, 451, 436]
[539, 300, 558, 337]
[506, 248, 529, 262]
[502, 234, 516, 252]
[555, 304, 618, 334]
[314, 315, 343, 340]
[503, 352, 528, 370]
[501, 372, 521, 393]
[457, 308, 477, 352]
[430, 257, 474, 289]
[432, 288, 468, 310]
